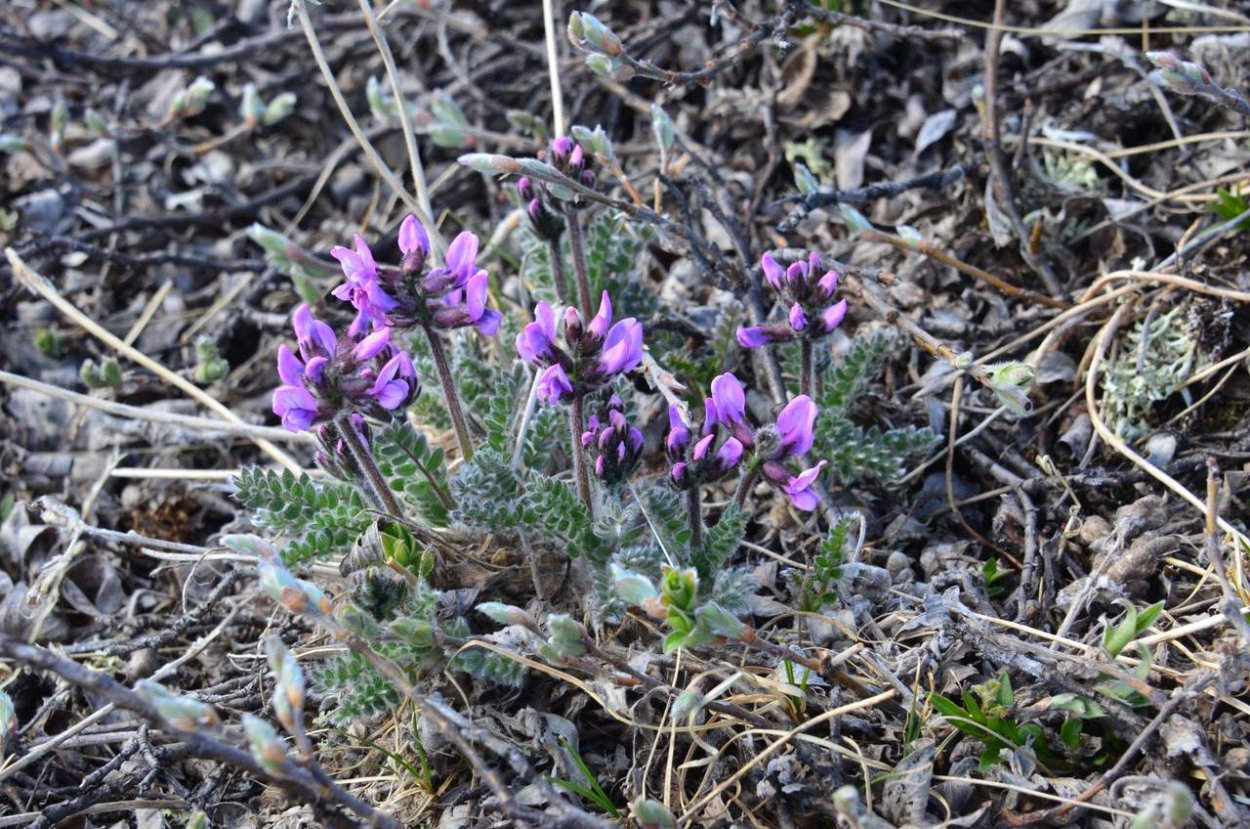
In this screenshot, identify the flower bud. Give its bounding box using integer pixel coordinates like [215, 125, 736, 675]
[263, 92, 297, 127]
[458, 153, 521, 175]
[240, 83, 264, 128]
[243, 714, 289, 775]
[136, 680, 220, 731]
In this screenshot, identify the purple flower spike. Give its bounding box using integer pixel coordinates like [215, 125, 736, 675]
[710, 373, 746, 425]
[277, 345, 304, 386]
[761, 252, 784, 290]
[517, 301, 557, 362]
[537, 364, 574, 404]
[597, 318, 643, 376]
[788, 303, 807, 332]
[352, 327, 392, 362]
[273, 386, 318, 433]
[785, 461, 827, 511]
[444, 231, 480, 283]
[588, 291, 613, 340]
[398, 214, 430, 256]
[775, 395, 817, 457]
[820, 299, 849, 333]
[666, 405, 690, 456]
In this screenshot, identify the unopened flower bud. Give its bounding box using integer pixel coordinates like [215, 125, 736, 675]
[458, 153, 522, 175]
[243, 714, 289, 775]
[263, 92, 297, 126]
[136, 680, 220, 731]
[240, 83, 264, 128]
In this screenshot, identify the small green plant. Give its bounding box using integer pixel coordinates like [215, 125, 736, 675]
[1210, 187, 1250, 230]
[982, 558, 1010, 599]
[795, 515, 854, 612]
[1094, 600, 1163, 708]
[550, 734, 621, 818]
[930, 672, 1060, 773]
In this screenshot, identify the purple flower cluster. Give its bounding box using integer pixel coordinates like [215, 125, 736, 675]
[581, 395, 645, 485]
[737, 251, 848, 348]
[330, 215, 502, 338]
[516, 291, 643, 404]
[272, 304, 419, 432]
[664, 373, 827, 511]
[666, 373, 750, 488]
[517, 136, 597, 239]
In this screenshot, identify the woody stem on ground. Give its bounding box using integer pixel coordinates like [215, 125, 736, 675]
[800, 338, 813, 399]
[333, 413, 401, 517]
[563, 205, 594, 318]
[571, 395, 594, 518]
[421, 324, 474, 463]
[686, 486, 704, 551]
[546, 236, 572, 307]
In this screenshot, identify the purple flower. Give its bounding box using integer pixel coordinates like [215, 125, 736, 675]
[277, 345, 304, 386]
[588, 291, 612, 340]
[784, 461, 827, 511]
[537, 364, 574, 404]
[352, 327, 392, 362]
[293, 304, 336, 357]
[398, 214, 430, 257]
[368, 352, 416, 409]
[692, 433, 715, 462]
[442, 231, 480, 284]
[671, 461, 688, 484]
[517, 301, 557, 362]
[273, 386, 318, 432]
[710, 373, 746, 425]
[762, 252, 784, 290]
[596, 317, 643, 376]
[666, 405, 690, 456]
[331, 235, 397, 335]
[715, 438, 744, 473]
[775, 395, 817, 457]
[820, 299, 848, 334]
[788, 303, 807, 332]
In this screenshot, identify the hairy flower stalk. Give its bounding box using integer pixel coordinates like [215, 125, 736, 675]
[737, 251, 849, 398]
[335, 411, 402, 516]
[517, 176, 571, 306]
[516, 291, 643, 512]
[543, 136, 597, 317]
[328, 215, 501, 461]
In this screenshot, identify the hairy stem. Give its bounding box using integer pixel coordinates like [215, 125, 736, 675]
[570, 396, 594, 519]
[733, 466, 761, 509]
[800, 338, 813, 399]
[422, 324, 474, 462]
[563, 206, 594, 319]
[334, 413, 401, 517]
[686, 486, 704, 552]
[546, 236, 572, 307]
